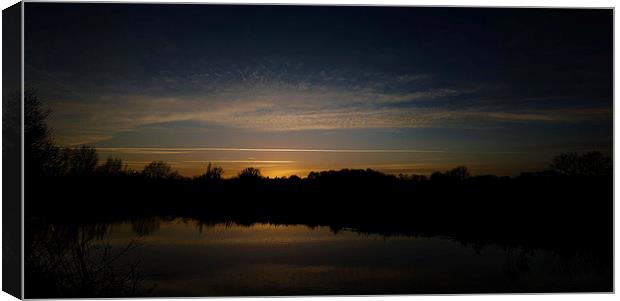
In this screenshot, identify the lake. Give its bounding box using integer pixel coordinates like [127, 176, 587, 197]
[74, 217, 610, 296]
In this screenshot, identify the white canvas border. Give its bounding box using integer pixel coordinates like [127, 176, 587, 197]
[0, 1, 616, 301]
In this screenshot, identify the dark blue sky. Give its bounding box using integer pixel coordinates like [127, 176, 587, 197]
[25, 4, 613, 176]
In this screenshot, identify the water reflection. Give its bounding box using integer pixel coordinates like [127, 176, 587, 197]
[24, 217, 612, 297]
[45, 217, 608, 296]
[25, 219, 153, 298]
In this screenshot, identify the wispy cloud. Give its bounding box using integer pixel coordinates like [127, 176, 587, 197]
[40, 66, 611, 146]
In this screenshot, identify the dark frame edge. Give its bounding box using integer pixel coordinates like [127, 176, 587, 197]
[2, 1, 23, 299]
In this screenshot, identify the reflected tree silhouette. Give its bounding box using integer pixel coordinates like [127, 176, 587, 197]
[25, 221, 152, 298]
[131, 217, 161, 236]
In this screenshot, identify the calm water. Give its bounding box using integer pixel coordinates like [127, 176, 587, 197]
[86, 218, 608, 296]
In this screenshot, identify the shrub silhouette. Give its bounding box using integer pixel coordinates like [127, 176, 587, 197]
[399, 174, 428, 182]
[445, 166, 470, 180]
[238, 167, 262, 180]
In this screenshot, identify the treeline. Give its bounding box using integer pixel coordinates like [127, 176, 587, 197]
[28, 144, 614, 182]
[27, 147, 612, 252]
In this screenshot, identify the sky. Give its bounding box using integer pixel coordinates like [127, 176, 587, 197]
[25, 4, 613, 177]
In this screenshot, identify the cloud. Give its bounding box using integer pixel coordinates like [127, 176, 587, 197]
[396, 74, 432, 83]
[40, 66, 611, 146]
[47, 78, 468, 144]
[48, 88, 611, 146]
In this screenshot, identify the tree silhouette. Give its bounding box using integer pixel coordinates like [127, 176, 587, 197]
[66, 146, 99, 176]
[238, 167, 262, 180]
[445, 166, 470, 180]
[429, 166, 470, 182]
[24, 91, 52, 157]
[23, 91, 64, 177]
[97, 157, 127, 176]
[142, 161, 177, 179]
[196, 163, 223, 182]
[430, 171, 447, 182]
[551, 152, 611, 177]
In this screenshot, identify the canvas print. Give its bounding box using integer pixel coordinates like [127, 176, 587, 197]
[20, 3, 612, 298]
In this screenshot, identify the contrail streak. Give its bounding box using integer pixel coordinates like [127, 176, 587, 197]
[95, 147, 448, 154]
